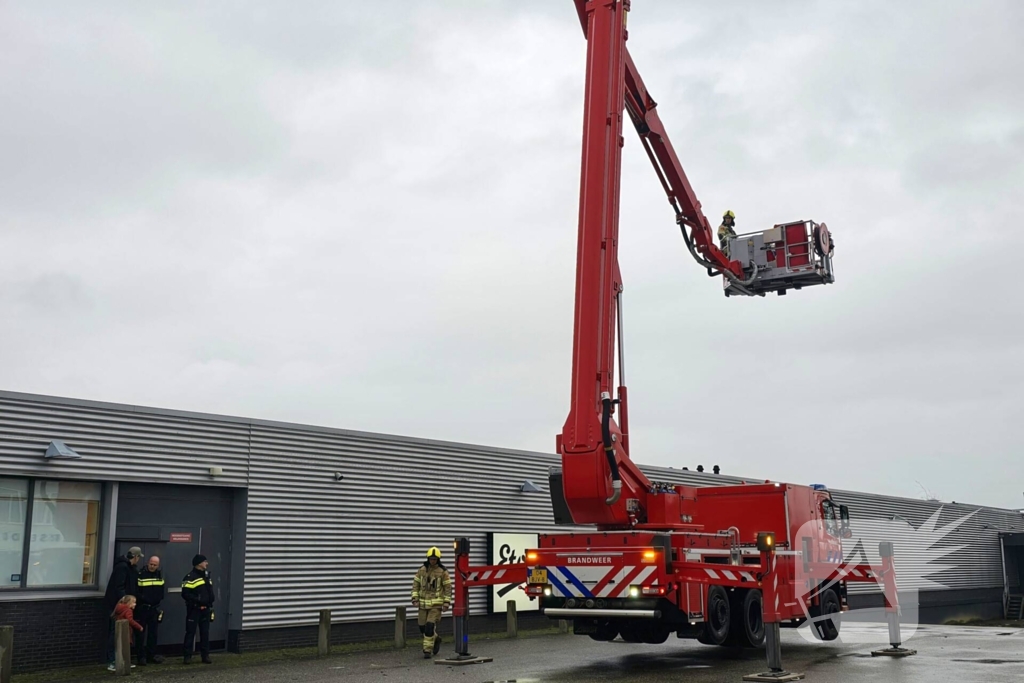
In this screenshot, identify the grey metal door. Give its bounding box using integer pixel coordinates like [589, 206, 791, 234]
[194, 523, 232, 643]
[115, 483, 234, 650]
[116, 527, 200, 647]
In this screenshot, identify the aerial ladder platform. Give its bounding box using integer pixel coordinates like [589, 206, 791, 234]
[445, 2, 896, 681]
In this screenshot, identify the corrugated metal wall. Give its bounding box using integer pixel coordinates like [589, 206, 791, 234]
[2, 391, 1022, 632]
[243, 423, 570, 629]
[827, 490, 1018, 594]
[0, 394, 249, 486]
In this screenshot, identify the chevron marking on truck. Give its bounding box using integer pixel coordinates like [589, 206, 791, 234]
[547, 565, 658, 598]
[466, 569, 507, 582]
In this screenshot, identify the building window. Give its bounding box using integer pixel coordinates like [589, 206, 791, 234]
[0, 478, 29, 589]
[0, 478, 103, 591]
[28, 481, 102, 587]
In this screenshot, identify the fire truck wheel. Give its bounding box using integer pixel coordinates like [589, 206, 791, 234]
[740, 589, 766, 648]
[588, 622, 618, 642]
[724, 591, 746, 646]
[812, 588, 841, 641]
[699, 585, 731, 645]
[639, 624, 670, 645]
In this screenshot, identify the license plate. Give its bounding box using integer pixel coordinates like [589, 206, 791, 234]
[528, 568, 548, 584]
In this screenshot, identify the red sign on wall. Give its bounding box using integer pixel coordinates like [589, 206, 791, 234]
[169, 533, 193, 543]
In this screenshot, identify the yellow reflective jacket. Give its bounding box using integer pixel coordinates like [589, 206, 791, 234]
[412, 563, 452, 607]
[717, 223, 737, 246]
[718, 223, 737, 258]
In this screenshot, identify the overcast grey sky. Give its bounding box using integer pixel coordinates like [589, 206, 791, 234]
[1, 1, 1021, 509]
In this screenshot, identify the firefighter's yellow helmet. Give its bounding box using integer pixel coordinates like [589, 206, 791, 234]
[723, 209, 736, 219]
[426, 546, 442, 559]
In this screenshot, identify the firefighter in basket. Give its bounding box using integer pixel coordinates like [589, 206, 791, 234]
[718, 209, 737, 258]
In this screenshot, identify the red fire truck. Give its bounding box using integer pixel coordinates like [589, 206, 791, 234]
[526, 481, 854, 647]
[450, 2, 909, 676]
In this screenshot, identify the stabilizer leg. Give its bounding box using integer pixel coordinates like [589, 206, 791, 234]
[744, 539, 805, 682]
[871, 542, 916, 658]
[434, 538, 493, 666]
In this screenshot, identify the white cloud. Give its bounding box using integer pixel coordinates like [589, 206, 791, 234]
[1, 0, 1021, 508]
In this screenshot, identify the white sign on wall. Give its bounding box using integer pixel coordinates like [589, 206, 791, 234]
[488, 532, 539, 614]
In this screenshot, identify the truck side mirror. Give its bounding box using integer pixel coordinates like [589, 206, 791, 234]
[839, 505, 852, 539]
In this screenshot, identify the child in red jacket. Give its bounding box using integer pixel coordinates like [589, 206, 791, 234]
[111, 595, 145, 666]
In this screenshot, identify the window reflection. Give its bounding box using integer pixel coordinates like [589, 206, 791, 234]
[0, 479, 29, 589]
[27, 481, 101, 587]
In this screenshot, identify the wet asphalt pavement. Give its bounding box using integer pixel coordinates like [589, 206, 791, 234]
[69, 624, 1023, 683]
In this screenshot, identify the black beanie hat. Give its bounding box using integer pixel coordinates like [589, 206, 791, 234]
[192, 554, 207, 567]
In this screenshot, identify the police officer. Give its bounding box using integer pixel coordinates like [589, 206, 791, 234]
[181, 554, 215, 664]
[135, 556, 166, 665]
[411, 547, 452, 659]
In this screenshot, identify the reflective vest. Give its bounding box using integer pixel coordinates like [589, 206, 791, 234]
[412, 563, 452, 607]
[181, 569, 215, 610]
[718, 223, 737, 246]
[718, 223, 737, 257]
[136, 568, 166, 606]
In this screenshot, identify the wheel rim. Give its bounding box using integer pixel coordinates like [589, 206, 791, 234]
[711, 595, 728, 628]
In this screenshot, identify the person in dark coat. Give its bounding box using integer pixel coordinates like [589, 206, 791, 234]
[104, 547, 142, 670]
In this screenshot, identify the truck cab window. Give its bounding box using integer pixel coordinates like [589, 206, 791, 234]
[823, 501, 838, 537]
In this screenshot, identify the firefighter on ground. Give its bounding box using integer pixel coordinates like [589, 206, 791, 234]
[411, 547, 452, 659]
[181, 554, 215, 665]
[135, 556, 166, 665]
[718, 209, 737, 258]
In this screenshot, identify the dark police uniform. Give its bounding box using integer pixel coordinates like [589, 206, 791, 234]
[181, 555, 215, 664]
[135, 566, 166, 664]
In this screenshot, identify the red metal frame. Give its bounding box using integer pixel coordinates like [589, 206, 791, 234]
[570, 1, 739, 277]
[454, 554, 526, 614]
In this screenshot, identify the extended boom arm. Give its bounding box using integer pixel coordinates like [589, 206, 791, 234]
[622, 50, 749, 283]
[557, 0, 833, 531]
[557, 0, 652, 530]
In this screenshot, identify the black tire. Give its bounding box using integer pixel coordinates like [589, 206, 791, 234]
[588, 622, 618, 642]
[724, 590, 745, 646]
[812, 588, 841, 641]
[700, 585, 731, 645]
[741, 589, 766, 648]
[639, 624, 670, 645]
